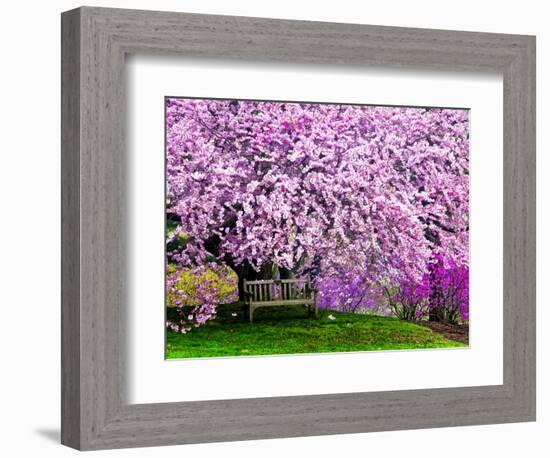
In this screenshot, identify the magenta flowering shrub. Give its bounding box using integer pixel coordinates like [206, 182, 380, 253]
[385, 255, 469, 323]
[317, 276, 386, 314]
[425, 255, 469, 323]
[385, 277, 432, 321]
[165, 98, 470, 329]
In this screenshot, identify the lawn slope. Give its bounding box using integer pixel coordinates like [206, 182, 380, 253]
[166, 304, 466, 359]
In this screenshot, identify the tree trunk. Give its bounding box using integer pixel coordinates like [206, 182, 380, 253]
[428, 262, 440, 322]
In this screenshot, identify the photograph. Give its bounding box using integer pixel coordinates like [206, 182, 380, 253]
[164, 97, 470, 359]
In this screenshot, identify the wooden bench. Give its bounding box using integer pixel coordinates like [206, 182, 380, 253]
[243, 278, 318, 323]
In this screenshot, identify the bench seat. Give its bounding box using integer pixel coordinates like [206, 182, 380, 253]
[244, 278, 318, 322]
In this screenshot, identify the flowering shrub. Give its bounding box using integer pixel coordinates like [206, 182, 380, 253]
[425, 255, 469, 323]
[317, 275, 387, 314]
[166, 263, 238, 333]
[384, 278, 432, 321]
[385, 255, 469, 323]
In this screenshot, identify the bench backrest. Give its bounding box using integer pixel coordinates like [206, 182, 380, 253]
[243, 278, 313, 302]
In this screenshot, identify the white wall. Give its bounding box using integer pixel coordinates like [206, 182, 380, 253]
[0, 1, 546, 456]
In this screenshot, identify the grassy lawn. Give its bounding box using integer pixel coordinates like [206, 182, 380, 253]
[166, 303, 467, 359]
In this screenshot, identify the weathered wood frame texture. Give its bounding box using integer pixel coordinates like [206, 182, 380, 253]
[61, 6, 536, 451]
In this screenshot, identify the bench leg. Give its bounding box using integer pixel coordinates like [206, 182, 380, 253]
[243, 301, 249, 322]
[314, 291, 319, 318]
[307, 303, 318, 318]
[249, 305, 254, 323]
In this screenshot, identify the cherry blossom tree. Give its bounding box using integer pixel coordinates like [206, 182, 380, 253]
[166, 98, 469, 315]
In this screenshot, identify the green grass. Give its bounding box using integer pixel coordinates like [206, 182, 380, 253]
[166, 303, 467, 359]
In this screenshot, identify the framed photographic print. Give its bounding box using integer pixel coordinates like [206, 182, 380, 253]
[61, 6, 536, 450]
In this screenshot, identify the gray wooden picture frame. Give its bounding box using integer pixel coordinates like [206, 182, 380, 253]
[61, 6, 536, 451]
